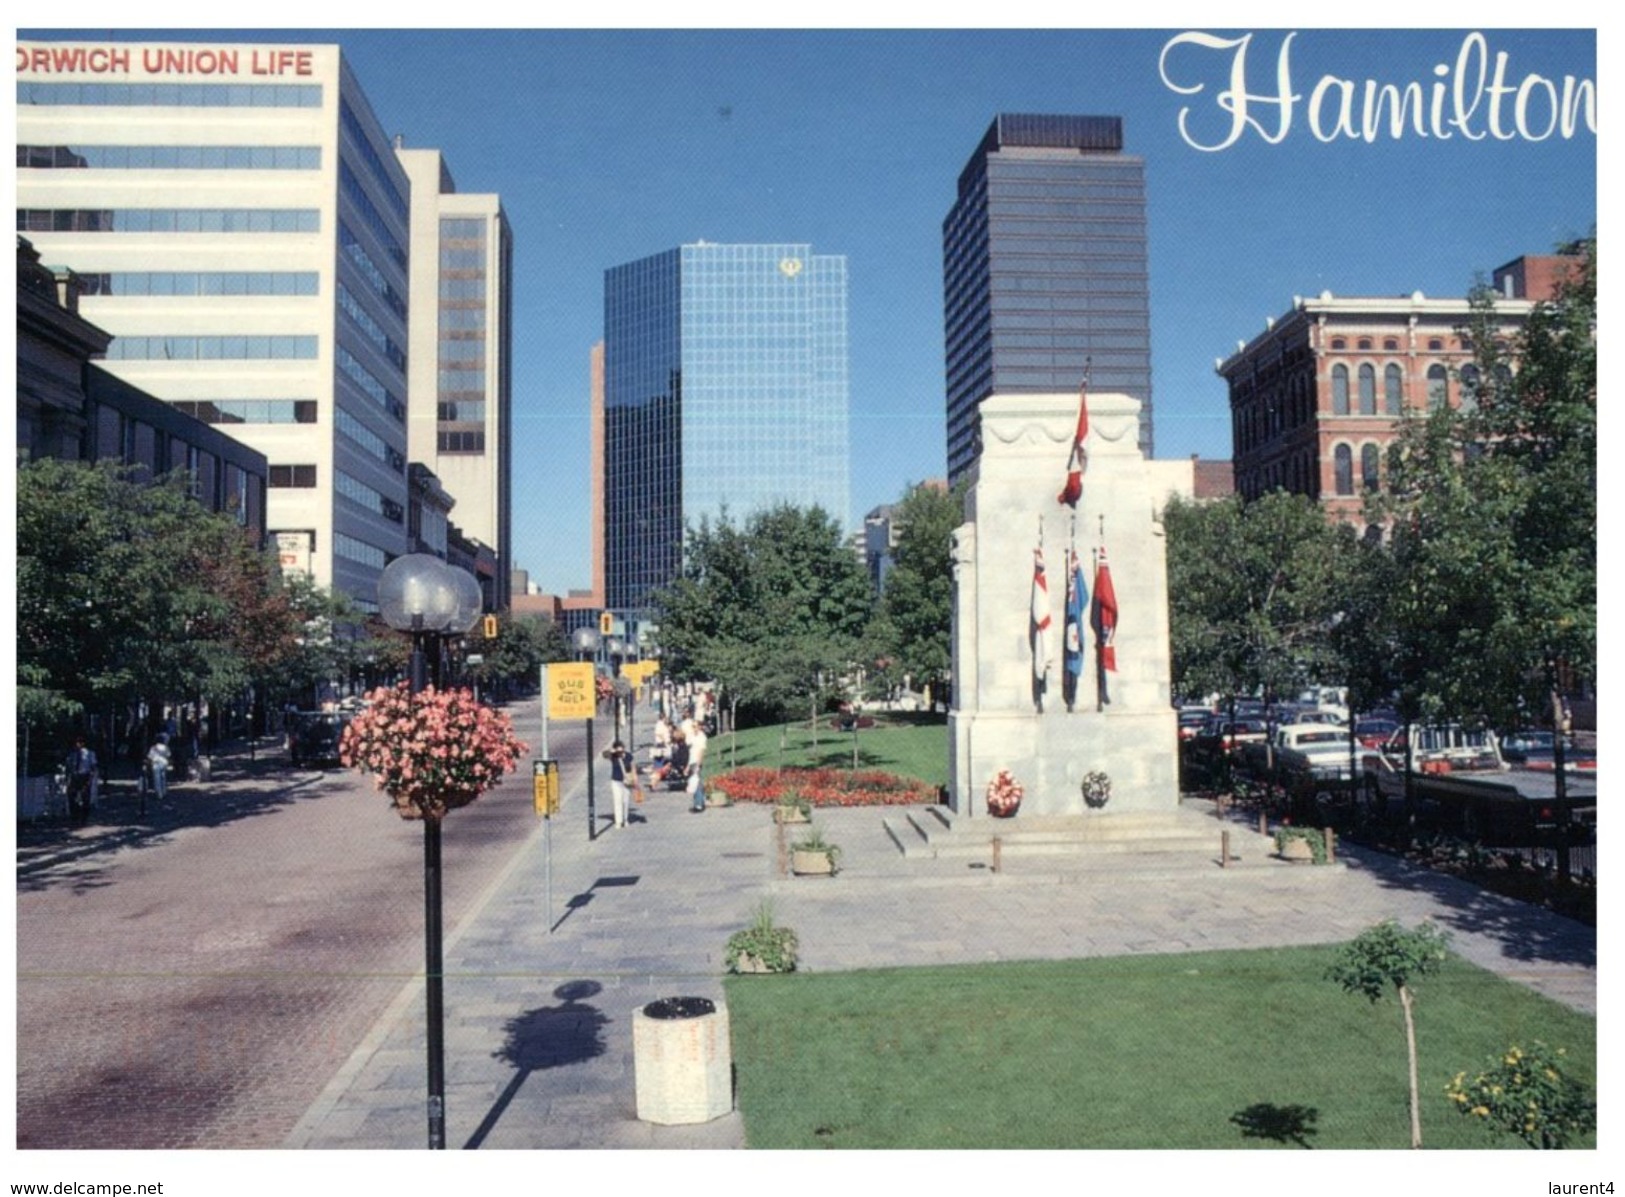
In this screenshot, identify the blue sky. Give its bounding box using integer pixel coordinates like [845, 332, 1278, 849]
[20, 27, 1596, 597]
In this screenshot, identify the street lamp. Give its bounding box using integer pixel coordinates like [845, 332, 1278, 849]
[571, 626, 603, 837]
[377, 553, 483, 1150]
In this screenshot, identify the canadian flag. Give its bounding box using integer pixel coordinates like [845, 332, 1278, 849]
[1057, 376, 1089, 508]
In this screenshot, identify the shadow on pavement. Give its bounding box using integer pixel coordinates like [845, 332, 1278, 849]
[465, 979, 609, 1150]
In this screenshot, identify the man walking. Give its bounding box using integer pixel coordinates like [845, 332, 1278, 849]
[684, 718, 709, 813]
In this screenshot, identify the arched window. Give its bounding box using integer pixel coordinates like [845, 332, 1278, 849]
[1357, 338, 1373, 350]
[1334, 444, 1354, 495]
[1428, 337, 1444, 351]
[1459, 364, 1481, 413]
[1383, 337, 1400, 351]
[1426, 364, 1448, 411]
[1493, 363, 1515, 403]
[1361, 443, 1381, 491]
[1358, 364, 1377, 415]
[1331, 364, 1349, 415]
[1331, 337, 1347, 350]
[1384, 364, 1404, 414]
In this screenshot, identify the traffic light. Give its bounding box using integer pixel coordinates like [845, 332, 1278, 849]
[482, 614, 498, 640]
[600, 611, 614, 636]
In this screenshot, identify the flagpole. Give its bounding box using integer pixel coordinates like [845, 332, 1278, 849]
[1094, 545, 1104, 714]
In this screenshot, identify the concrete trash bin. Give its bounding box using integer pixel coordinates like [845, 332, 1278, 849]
[633, 996, 732, 1124]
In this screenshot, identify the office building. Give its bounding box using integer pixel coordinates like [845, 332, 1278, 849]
[1215, 254, 1576, 526]
[602, 242, 850, 613]
[17, 235, 269, 542]
[18, 39, 414, 608]
[943, 113, 1152, 483]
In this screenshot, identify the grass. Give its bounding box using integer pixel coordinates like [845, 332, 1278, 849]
[724, 945, 1596, 1150]
[708, 713, 949, 789]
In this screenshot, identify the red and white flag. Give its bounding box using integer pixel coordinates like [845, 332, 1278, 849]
[1057, 377, 1089, 508]
[1031, 546, 1052, 682]
[1092, 544, 1119, 674]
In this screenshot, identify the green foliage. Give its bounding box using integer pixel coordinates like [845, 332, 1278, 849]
[873, 481, 964, 697]
[1370, 240, 1595, 729]
[16, 457, 304, 732]
[1446, 1041, 1596, 1149]
[724, 900, 799, 974]
[464, 614, 569, 694]
[1273, 825, 1329, 864]
[652, 503, 874, 722]
[1163, 491, 1358, 707]
[791, 825, 841, 863]
[1327, 919, 1451, 1003]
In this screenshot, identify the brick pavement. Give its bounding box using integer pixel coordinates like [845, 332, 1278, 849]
[14, 699, 565, 1150]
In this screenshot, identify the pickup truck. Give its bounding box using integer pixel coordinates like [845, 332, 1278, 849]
[1242, 723, 1356, 784]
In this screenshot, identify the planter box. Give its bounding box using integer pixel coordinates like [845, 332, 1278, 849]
[774, 807, 811, 825]
[791, 849, 836, 876]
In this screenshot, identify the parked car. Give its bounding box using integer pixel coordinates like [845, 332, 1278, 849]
[1177, 708, 1212, 741]
[288, 711, 353, 768]
[1353, 718, 1401, 749]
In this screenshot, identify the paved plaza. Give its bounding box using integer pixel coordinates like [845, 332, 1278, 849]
[285, 731, 1596, 1150]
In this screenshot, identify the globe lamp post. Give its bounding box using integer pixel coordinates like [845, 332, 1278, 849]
[377, 553, 483, 1150]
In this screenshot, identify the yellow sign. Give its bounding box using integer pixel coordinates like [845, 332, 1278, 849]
[532, 759, 560, 817]
[599, 611, 614, 635]
[619, 660, 660, 683]
[548, 662, 596, 721]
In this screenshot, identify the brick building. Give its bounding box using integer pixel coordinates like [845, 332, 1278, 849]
[1216, 253, 1576, 527]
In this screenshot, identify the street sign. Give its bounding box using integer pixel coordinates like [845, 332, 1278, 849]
[532, 758, 560, 817]
[547, 661, 596, 721]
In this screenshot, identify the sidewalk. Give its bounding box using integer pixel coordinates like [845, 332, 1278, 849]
[286, 772, 1596, 1150]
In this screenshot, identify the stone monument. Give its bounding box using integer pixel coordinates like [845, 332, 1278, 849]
[948, 391, 1178, 817]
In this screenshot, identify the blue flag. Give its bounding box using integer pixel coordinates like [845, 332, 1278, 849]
[1063, 549, 1088, 679]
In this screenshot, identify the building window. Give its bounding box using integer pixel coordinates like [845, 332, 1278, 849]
[1357, 338, 1372, 350]
[1331, 365, 1349, 415]
[1334, 445, 1354, 496]
[1428, 338, 1444, 351]
[1426, 364, 1449, 411]
[1330, 337, 1347, 350]
[1383, 337, 1400, 351]
[1358, 364, 1377, 415]
[1459, 364, 1481, 413]
[438, 430, 486, 453]
[1384, 364, 1404, 415]
[269, 465, 317, 488]
[1361, 443, 1381, 491]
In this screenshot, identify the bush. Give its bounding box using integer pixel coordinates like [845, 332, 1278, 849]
[1274, 824, 1329, 864]
[1446, 1041, 1595, 1149]
[725, 901, 799, 974]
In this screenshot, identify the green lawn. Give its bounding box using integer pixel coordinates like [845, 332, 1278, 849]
[707, 714, 949, 789]
[724, 946, 1596, 1149]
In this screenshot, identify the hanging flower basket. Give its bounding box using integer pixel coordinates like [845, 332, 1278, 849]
[985, 769, 1024, 818]
[341, 682, 528, 821]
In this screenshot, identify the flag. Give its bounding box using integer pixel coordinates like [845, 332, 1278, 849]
[1063, 548, 1088, 679]
[1056, 378, 1089, 507]
[1092, 545, 1119, 674]
[1030, 546, 1052, 682]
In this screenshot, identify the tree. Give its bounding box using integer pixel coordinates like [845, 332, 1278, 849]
[17, 458, 303, 752]
[464, 614, 570, 698]
[652, 503, 874, 730]
[1327, 919, 1452, 1149]
[1163, 491, 1359, 716]
[874, 481, 963, 705]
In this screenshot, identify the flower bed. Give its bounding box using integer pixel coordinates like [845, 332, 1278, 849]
[708, 766, 935, 808]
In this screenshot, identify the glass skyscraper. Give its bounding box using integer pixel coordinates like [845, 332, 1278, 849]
[603, 242, 850, 613]
[943, 113, 1152, 484]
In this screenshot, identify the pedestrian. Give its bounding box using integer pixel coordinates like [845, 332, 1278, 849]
[63, 736, 98, 827]
[684, 718, 709, 812]
[660, 726, 688, 790]
[652, 715, 672, 768]
[146, 733, 172, 802]
[603, 738, 633, 829]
